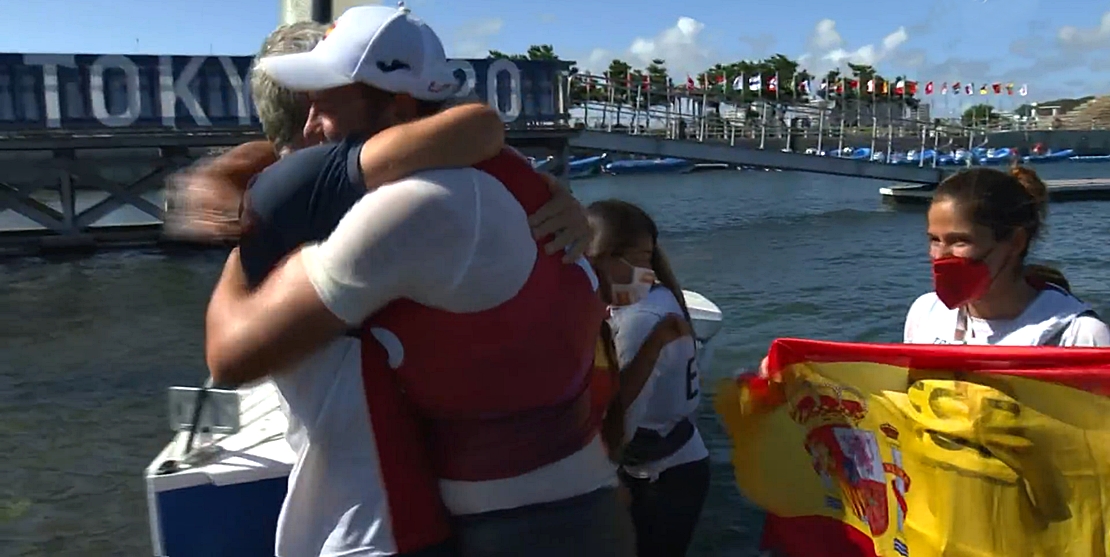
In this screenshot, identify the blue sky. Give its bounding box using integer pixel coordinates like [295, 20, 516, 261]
[0, 0, 1107, 103]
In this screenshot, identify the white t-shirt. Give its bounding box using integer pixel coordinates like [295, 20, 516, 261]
[609, 286, 709, 481]
[903, 287, 1110, 346]
[298, 166, 617, 515]
[271, 339, 400, 557]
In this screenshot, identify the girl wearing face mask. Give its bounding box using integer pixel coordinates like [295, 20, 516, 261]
[586, 199, 710, 557]
[904, 165, 1110, 346]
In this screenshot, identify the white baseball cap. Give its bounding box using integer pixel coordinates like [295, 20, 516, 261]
[257, 5, 458, 101]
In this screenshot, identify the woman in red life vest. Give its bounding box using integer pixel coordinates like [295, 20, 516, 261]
[586, 199, 710, 557]
[754, 164, 1110, 557]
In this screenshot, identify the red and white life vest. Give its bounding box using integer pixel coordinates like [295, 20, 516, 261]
[360, 149, 608, 482]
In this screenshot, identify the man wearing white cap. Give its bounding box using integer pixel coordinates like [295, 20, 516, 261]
[204, 5, 635, 557]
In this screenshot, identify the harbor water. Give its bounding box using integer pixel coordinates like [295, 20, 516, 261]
[3, 164, 1110, 556]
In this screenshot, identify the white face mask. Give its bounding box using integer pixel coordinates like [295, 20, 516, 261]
[610, 261, 656, 306]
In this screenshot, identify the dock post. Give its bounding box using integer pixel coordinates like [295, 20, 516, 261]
[57, 149, 76, 234]
[918, 127, 926, 168]
[931, 122, 941, 168]
[816, 102, 825, 154]
[870, 115, 877, 162]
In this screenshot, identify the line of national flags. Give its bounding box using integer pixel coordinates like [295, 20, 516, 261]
[920, 81, 1029, 96]
[573, 72, 1030, 98]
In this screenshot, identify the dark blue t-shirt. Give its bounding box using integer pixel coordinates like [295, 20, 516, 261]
[238, 137, 366, 287]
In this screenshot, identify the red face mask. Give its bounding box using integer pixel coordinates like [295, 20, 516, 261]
[932, 255, 993, 309]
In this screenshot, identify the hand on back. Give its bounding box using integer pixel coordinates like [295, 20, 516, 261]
[528, 172, 592, 262]
[165, 141, 277, 242]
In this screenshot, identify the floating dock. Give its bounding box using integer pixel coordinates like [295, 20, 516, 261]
[879, 178, 1110, 205]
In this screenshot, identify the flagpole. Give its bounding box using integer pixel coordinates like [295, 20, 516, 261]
[932, 107, 941, 169]
[630, 71, 641, 134]
[837, 75, 846, 154]
[885, 80, 894, 163]
[966, 83, 976, 167]
[774, 71, 781, 144]
[664, 77, 673, 138]
[911, 81, 924, 168]
[758, 73, 767, 149]
[701, 74, 709, 141]
[734, 73, 744, 143]
[869, 77, 877, 160]
[603, 71, 612, 131]
[854, 78, 861, 136]
[816, 77, 826, 154]
[788, 73, 797, 150]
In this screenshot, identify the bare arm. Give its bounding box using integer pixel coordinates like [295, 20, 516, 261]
[202, 140, 279, 191]
[165, 140, 279, 241]
[617, 334, 668, 411]
[359, 102, 505, 189]
[206, 175, 472, 385]
[206, 248, 347, 386]
[617, 315, 692, 411]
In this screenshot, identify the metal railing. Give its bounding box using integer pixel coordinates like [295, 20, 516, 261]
[564, 76, 1107, 165]
[565, 88, 997, 168]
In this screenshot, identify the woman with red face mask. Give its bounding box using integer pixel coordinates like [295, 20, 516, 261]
[903, 165, 1110, 346]
[751, 166, 1110, 557]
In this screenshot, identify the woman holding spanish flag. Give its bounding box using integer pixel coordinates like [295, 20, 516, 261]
[751, 164, 1110, 557]
[586, 199, 710, 557]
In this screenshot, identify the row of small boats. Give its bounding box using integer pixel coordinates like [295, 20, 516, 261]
[526, 144, 1110, 181]
[530, 153, 748, 179]
[810, 146, 1108, 166]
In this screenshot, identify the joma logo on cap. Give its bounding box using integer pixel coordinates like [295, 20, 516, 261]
[427, 81, 454, 93]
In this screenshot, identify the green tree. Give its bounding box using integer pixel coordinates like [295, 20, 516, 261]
[644, 58, 670, 106]
[605, 58, 633, 101]
[525, 44, 558, 60]
[962, 103, 999, 126]
[487, 49, 527, 61]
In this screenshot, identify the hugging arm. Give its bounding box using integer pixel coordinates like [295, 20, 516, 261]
[206, 177, 472, 386]
[359, 101, 505, 189]
[358, 102, 591, 259]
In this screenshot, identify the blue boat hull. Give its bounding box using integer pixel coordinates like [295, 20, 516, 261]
[604, 158, 694, 175]
[153, 476, 286, 557]
[1023, 149, 1076, 164]
[567, 154, 606, 179]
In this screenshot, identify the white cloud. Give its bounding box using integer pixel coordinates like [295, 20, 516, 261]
[807, 19, 842, 52]
[800, 19, 910, 76]
[447, 18, 503, 58]
[578, 17, 712, 77]
[1058, 11, 1110, 50]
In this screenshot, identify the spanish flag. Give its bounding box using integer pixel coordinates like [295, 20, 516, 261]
[715, 339, 1110, 557]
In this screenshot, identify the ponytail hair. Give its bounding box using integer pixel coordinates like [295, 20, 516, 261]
[651, 245, 691, 324]
[1005, 164, 1068, 293]
[1009, 162, 1049, 225]
[1024, 263, 1072, 293]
